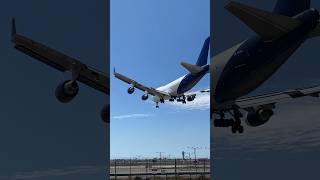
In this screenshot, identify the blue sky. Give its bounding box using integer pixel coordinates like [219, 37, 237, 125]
[111, 0, 210, 159]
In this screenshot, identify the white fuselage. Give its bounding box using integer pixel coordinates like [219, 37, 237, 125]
[152, 75, 186, 102]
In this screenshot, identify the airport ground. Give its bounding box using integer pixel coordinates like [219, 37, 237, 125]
[110, 158, 210, 179]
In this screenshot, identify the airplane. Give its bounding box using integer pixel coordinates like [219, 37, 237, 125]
[11, 19, 110, 123]
[211, 0, 320, 133]
[114, 37, 210, 108]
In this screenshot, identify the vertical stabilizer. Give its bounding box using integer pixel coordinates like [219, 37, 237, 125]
[196, 37, 210, 66]
[274, 0, 311, 17]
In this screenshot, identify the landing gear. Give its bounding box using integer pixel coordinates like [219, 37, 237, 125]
[231, 109, 244, 134]
[181, 95, 186, 104]
[231, 121, 244, 134]
[156, 102, 159, 108]
[213, 108, 244, 134]
[160, 98, 165, 103]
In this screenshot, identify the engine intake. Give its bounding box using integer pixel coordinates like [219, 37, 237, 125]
[187, 96, 195, 102]
[142, 94, 149, 100]
[127, 87, 135, 94]
[55, 80, 79, 103]
[246, 108, 274, 127]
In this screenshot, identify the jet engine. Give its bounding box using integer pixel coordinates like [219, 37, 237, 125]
[187, 96, 195, 102]
[55, 80, 79, 103]
[127, 87, 135, 94]
[101, 104, 110, 123]
[142, 94, 149, 100]
[246, 108, 274, 127]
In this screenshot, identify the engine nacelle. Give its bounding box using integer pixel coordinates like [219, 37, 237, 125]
[187, 96, 195, 102]
[142, 94, 149, 101]
[101, 105, 110, 123]
[127, 87, 135, 94]
[246, 108, 274, 127]
[55, 80, 79, 103]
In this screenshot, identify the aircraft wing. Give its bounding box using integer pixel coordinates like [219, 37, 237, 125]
[11, 19, 109, 95]
[113, 70, 170, 98]
[235, 84, 320, 110]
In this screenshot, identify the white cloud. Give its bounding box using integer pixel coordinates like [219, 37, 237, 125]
[112, 113, 153, 119]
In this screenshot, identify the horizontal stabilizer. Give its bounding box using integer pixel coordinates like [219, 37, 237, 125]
[225, 1, 301, 40]
[181, 62, 203, 74]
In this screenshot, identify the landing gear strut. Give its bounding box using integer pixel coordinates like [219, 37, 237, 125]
[213, 109, 244, 134]
[231, 109, 244, 134]
[160, 98, 165, 103]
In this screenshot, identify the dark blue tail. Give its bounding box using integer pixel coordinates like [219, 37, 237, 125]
[196, 37, 210, 67]
[273, 0, 311, 17]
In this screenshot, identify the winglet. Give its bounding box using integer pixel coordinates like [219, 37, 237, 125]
[113, 67, 116, 75]
[11, 18, 16, 36]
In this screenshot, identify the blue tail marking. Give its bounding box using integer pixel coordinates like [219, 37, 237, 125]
[196, 37, 210, 67]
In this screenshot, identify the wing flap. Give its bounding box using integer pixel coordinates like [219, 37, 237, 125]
[225, 1, 301, 40]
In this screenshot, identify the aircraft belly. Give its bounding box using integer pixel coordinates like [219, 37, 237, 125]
[214, 40, 302, 105]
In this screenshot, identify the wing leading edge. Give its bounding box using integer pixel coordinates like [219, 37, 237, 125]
[113, 69, 170, 98]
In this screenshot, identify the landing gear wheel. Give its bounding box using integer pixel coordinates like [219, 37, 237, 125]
[231, 125, 244, 134]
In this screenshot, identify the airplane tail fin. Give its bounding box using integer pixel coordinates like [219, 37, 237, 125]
[274, 0, 311, 17]
[225, 1, 301, 40]
[196, 37, 210, 66]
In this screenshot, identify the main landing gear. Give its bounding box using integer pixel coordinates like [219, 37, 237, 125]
[214, 109, 244, 134]
[176, 96, 186, 104]
[155, 98, 165, 108]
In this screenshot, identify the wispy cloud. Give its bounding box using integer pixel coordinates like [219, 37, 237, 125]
[168, 93, 210, 110]
[0, 165, 105, 179]
[112, 113, 153, 119]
